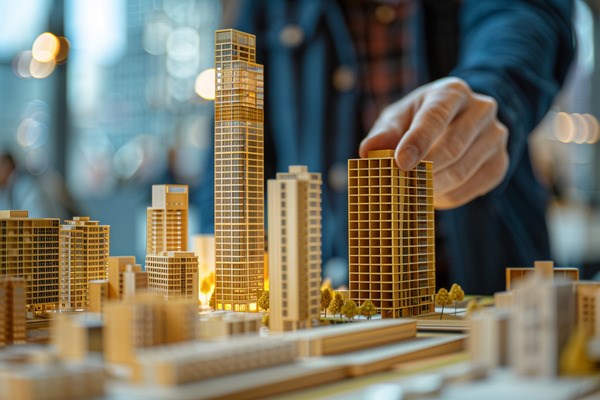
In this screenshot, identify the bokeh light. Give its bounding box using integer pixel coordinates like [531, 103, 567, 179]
[12, 51, 33, 78]
[552, 112, 600, 145]
[25, 148, 49, 176]
[554, 112, 575, 143]
[32, 32, 59, 62]
[55, 36, 70, 63]
[194, 68, 215, 100]
[29, 58, 56, 79]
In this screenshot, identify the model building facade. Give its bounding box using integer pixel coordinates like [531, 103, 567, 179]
[575, 282, 600, 336]
[348, 150, 435, 318]
[0, 277, 26, 346]
[146, 251, 199, 301]
[147, 185, 188, 253]
[214, 29, 264, 312]
[59, 216, 110, 311]
[268, 166, 322, 332]
[0, 210, 59, 313]
[107, 256, 147, 300]
[511, 274, 575, 376]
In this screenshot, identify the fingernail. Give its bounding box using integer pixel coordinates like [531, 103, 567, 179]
[397, 145, 419, 170]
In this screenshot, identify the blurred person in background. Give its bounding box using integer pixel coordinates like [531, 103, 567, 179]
[199, 0, 574, 294]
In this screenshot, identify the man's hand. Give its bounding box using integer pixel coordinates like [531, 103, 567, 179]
[359, 77, 509, 209]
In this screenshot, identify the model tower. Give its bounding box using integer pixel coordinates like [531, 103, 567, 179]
[348, 150, 435, 318]
[0, 276, 26, 346]
[59, 216, 110, 311]
[268, 166, 322, 332]
[147, 185, 188, 253]
[214, 29, 264, 312]
[0, 210, 60, 313]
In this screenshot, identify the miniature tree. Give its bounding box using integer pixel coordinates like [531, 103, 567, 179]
[321, 288, 333, 317]
[449, 283, 465, 315]
[329, 291, 344, 318]
[359, 300, 377, 320]
[435, 288, 452, 320]
[341, 299, 358, 321]
[262, 313, 270, 329]
[258, 290, 270, 311]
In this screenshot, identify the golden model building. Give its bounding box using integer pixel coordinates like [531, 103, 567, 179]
[59, 216, 110, 311]
[0, 277, 26, 346]
[214, 29, 264, 312]
[107, 256, 147, 300]
[268, 166, 322, 332]
[0, 210, 59, 313]
[348, 150, 435, 318]
[147, 185, 188, 253]
[146, 251, 199, 301]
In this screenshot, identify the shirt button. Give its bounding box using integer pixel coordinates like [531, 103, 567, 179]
[332, 66, 356, 92]
[375, 5, 397, 24]
[279, 24, 304, 48]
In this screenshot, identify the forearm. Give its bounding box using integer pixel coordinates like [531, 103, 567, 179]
[450, 0, 574, 190]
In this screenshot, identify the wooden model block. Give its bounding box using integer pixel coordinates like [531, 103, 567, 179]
[0, 210, 60, 314]
[0, 276, 26, 346]
[107, 256, 143, 299]
[505, 260, 579, 291]
[0, 347, 105, 400]
[214, 29, 265, 313]
[147, 185, 189, 254]
[59, 216, 110, 311]
[133, 337, 296, 386]
[494, 291, 514, 311]
[511, 274, 575, 377]
[103, 293, 197, 364]
[197, 311, 261, 339]
[146, 251, 199, 301]
[283, 319, 417, 357]
[268, 166, 322, 332]
[348, 150, 435, 318]
[52, 312, 103, 362]
[88, 279, 108, 313]
[469, 308, 510, 368]
[574, 281, 600, 336]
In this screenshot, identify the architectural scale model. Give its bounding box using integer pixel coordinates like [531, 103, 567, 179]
[133, 337, 296, 386]
[146, 184, 188, 253]
[348, 150, 435, 318]
[0, 210, 60, 313]
[214, 29, 265, 312]
[0, 346, 105, 400]
[511, 273, 575, 377]
[146, 251, 199, 300]
[197, 311, 261, 339]
[574, 282, 600, 336]
[103, 293, 197, 364]
[0, 276, 26, 346]
[192, 234, 215, 303]
[107, 255, 147, 300]
[58, 216, 110, 311]
[52, 312, 103, 362]
[88, 279, 108, 312]
[505, 260, 579, 290]
[469, 308, 510, 368]
[283, 319, 417, 357]
[268, 165, 322, 332]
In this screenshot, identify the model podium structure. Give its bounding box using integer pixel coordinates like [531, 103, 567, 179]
[214, 29, 265, 312]
[268, 166, 322, 332]
[0, 277, 26, 346]
[58, 216, 110, 311]
[0, 210, 60, 314]
[146, 185, 198, 301]
[107, 256, 147, 300]
[147, 184, 188, 253]
[348, 150, 435, 318]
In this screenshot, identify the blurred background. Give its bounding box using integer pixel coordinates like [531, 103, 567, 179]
[0, 0, 599, 278]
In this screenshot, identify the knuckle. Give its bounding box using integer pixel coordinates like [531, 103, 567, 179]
[445, 165, 468, 186]
[445, 77, 470, 94]
[444, 137, 464, 161]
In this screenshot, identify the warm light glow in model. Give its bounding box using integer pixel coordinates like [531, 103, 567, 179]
[195, 68, 215, 100]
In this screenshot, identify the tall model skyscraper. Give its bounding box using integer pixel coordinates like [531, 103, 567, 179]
[59, 216, 110, 311]
[0, 210, 60, 313]
[146, 184, 188, 254]
[214, 29, 264, 312]
[348, 150, 435, 318]
[268, 166, 322, 332]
